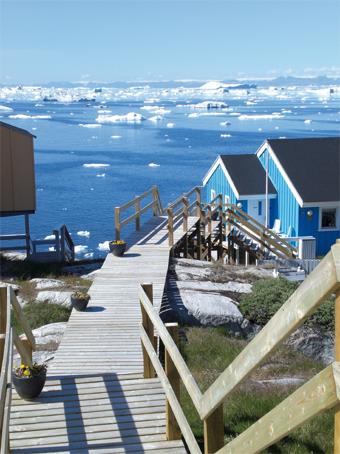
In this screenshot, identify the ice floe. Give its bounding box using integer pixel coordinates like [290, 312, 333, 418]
[44, 234, 55, 240]
[190, 101, 228, 109]
[238, 113, 283, 120]
[148, 115, 163, 123]
[188, 112, 226, 118]
[96, 112, 145, 123]
[79, 123, 102, 128]
[0, 105, 13, 112]
[166, 122, 175, 128]
[220, 121, 231, 126]
[97, 241, 110, 251]
[8, 114, 51, 120]
[148, 162, 160, 167]
[77, 231, 90, 238]
[96, 173, 106, 177]
[220, 134, 232, 138]
[83, 163, 110, 168]
[110, 135, 122, 139]
[304, 119, 312, 124]
[74, 245, 88, 254]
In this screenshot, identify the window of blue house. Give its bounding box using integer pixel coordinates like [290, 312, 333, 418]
[258, 201, 262, 216]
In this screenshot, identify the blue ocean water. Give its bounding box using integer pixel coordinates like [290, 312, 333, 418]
[1, 87, 339, 258]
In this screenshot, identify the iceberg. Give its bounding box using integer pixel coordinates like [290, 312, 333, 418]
[166, 122, 175, 128]
[79, 123, 102, 128]
[220, 134, 232, 138]
[8, 114, 51, 119]
[74, 245, 88, 254]
[148, 162, 160, 167]
[304, 119, 312, 124]
[96, 173, 106, 177]
[83, 163, 110, 168]
[110, 135, 122, 139]
[148, 115, 163, 123]
[77, 231, 90, 238]
[0, 105, 13, 112]
[97, 240, 110, 251]
[238, 113, 283, 120]
[96, 112, 145, 123]
[190, 101, 228, 109]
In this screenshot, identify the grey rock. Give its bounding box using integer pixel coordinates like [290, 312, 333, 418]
[30, 278, 65, 290]
[176, 280, 252, 294]
[36, 291, 73, 306]
[0, 281, 20, 292]
[17, 295, 28, 307]
[285, 327, 334, 365]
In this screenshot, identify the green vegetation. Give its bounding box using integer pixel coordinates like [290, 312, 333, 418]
[239, 278, 335, 332]
[12, 302, 71, 334]
[181, 327, 333, 453]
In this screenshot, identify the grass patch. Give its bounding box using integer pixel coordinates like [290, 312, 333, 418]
[12, 302, 71, 334]
[181, 327, 333, 453]
[239, 278, 335, 332]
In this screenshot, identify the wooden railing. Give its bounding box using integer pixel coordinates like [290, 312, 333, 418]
[226, 203, 298, 260]
[114, 186, 163, 240]
[31, 225, 74, 262]
[139, 240, 340, 453]
[0, 286, 36, 453]
[166, 186, 201, 247]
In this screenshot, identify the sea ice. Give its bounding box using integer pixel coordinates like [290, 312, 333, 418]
[190, 101, 228, 109]
[79, 123, 102, 128]
[9, 114, 51, 120]
[220, 134, 231, 138]
[220, 121, 231, 126]
[166, 122, 175, 128]
[148, 115, 163, 123]
[238, 113, 283, 120]
[83, 163, 110, 168]
[110, 135, 122, 139]
[188, 112, 226, 118]
[96, 112, 145, 123]
[44, 234, 55, 240]
[304, 119, 312, 124]
[97, 241, 110, 251]
[74, 245, 88, 254]
[96, 173, 106, 177]
[77, 231, 90, 238]
[148, 162, 160, 167]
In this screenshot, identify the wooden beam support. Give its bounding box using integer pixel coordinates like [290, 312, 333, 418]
[0, 287, 7, 373]
[165, 323, 181, 441]
[140, 283, 155, 378]
[335, 283, 340, 454]
[135, 196, 141, 231]
[114, 207, 120, 241]
[204, 404, 224, 454]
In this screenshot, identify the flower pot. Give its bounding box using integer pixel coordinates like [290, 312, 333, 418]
[71, 295, 90, 311]
[13, 370, 46, 400]
[109, 242, 127, 257]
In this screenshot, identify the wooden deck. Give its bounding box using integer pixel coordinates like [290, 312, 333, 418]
[9, 215, 198, 453]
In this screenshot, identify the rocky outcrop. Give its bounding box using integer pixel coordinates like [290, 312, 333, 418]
[30, 278, 65, 289]
[36, 291, 73, 307]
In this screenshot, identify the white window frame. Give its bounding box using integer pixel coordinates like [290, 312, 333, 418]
[318, 206, 340, 231]
[224, 195, 230, 208]
[211, 189, 216, 201]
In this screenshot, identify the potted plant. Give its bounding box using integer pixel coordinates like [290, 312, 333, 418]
[109, 240, 127, 257]
[13, 363, 47, 400]
[71, 291, 90, 311]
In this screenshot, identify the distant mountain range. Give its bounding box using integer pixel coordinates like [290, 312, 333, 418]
[1, 75, 339, 89]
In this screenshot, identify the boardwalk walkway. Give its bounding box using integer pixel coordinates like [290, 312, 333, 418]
[9, 216, 198, 453]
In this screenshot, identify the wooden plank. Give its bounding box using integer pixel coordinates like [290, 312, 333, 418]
[165, 323, 181, 441]
[335, 285, 340, 454]
[219, 362, 340, 454]
[10, 288, 35, 349]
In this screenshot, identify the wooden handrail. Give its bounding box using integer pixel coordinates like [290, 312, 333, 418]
[115, 186, 163, 240]
[227, 204, 298, 256]
[139, 241, 340, 453]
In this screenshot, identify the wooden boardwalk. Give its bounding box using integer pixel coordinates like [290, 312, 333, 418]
[9, 216, 198, 453]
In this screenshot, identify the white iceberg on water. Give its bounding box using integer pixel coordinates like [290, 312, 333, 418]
[83, 163, 110, 168]
[96, 112, 145, 124]
[77, 230, 90, 238]
[148, 162, 160, 167]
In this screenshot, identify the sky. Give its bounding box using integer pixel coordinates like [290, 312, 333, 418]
[1, 0, 340, 84]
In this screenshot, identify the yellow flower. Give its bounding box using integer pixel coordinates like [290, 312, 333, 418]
[20, 364, 26, 369]
[23, 370, 31, 377]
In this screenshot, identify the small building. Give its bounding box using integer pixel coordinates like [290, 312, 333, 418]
[203, 137, 340, 256]
[0, 121, 36, 254]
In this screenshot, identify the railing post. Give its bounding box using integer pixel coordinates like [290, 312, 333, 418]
[140, 283, 155, 379]
[335, 273, 340, 454]
[24, 213, 31, 257]
[115, 207, 121, 241]
[183, 197, 189, 232]
[167, 208, 174, 247]
[165, 322, 181, 441]
[60, 226, 65, 261]
[0, 286, 7, 368]
[152, 186, 158, 216]
[204, 404, 224, 454]
[195, 187, 201, 217]
[135, 196, 141, 231]
[53, 229, 60, 261]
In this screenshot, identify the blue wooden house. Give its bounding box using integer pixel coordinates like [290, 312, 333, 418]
[203, 137, 340, 256]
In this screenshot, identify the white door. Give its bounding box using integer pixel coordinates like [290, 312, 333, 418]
[247, 199, 266, 225]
